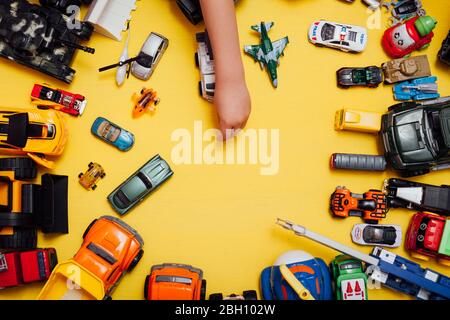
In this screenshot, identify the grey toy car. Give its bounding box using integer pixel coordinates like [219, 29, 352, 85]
[107, 155, 173, 215]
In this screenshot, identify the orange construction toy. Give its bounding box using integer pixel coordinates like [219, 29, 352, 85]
[132, 88, 160, 117]
[330, 187, 388, 224]
[144, 263, 206, 300]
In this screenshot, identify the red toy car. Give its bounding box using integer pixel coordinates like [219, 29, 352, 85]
[382, 16, 437, 58]
[0, 248, 57, 288]
[31, 84, 87, 116]
[330, 187, 388, 224]
[405, 212, 450, 266]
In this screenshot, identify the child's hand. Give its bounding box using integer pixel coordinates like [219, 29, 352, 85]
[214, 78, 251, 139]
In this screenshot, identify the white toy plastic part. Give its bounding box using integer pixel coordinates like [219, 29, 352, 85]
[116, 27, 130, 86]
[84, 0, 137, 41]
[362, 0, 381, 10]
[131, 32, 169, 80]
[274, 250, 314, 266]
[394, 187, 423, 205]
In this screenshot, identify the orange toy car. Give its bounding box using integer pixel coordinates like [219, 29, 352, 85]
[132, 88, 160, 117]
[78, 162, 105, 190]
[74, 216, 144, 297]
[144, 263, 206, 300]
[330, 187, 388, 224]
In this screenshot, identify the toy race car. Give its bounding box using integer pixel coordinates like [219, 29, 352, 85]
[144, 263, 206, 300]
[308, 20, 368, 53]
[351, 224, 402, 248]
[131, 32, 169, 81]
[261, 250, 333, 300]
[336, 66, 383, 88]
[393, 76, 439, 101]
[0, 248, 57, 289]
[91, 117, 135, 152]
[0, 0, 94, 83]
[0, 107, 68, 169]
[209, 290, 258, 300]
[330, 187, 388, 224]
[31, 84, 87, 116]
[132, 88, 160, 117]
[79, 162, 105, 191]
[438, 30, 450, 66]
[405, 212, 450, 266]
[382, 55, 431, 84]
[382, 15, 437, 58]
[0, 158, 68, 249]
[330, 255, 368, 300]
[38, 216, 144, 300]
[196, 31, 215, 102]
[384, 178, 450, 216]
[107, 155, 174, 215]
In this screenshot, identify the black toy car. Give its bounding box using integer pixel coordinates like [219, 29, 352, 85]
[381, 97, 450, 177]
[384, 178, 450, 216]
[0, 0, 94, 83]
[336, 66, 383, 88]
[438, 30, 450, 66]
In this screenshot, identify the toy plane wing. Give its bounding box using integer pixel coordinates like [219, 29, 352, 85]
[272, 37, 289, 59]
[244, 45, 266, 64]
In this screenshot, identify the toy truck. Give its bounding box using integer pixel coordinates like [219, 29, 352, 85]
[382, 55, 431, 84]
[405, 212, 450, 266]
[144, 263, 206, 300]
[332, 97, 450, 177]
[330, 255, 368, 300]
[276, 219, 450, 300]
[38, 216, 144, 300]
[0, 248, 57, 289]
[0, 158, 68, 249]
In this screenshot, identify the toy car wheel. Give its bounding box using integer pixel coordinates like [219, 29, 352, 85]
[144, 275, 150, 300]
[200, 279, 207, 300]
[82, 219, 98, 239]
[410, 252, 429, 261]
[75, 21, 94, 41]
[365, 219, 379, 225]
[195, 52, 199, 67]
[198, 82, 203, 96]
[100, 173, 106, 179]
[0, 157, 37, 180]
[209, 293, 223, 300]
[0, 227, 37, 249]
[92, 184, 97, 190]
[127, 249, 144, 272]
[37, 105, 50, 110]
[78, 173, 83, 178]
[88, 162, 94, 168]
[243, 290, 258, 300]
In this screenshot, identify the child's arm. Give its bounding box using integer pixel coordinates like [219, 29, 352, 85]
[199, 0, 251, 139]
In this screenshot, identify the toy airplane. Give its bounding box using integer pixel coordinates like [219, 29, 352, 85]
[276, 218, 450, 300]
[244, 22, 289, 88]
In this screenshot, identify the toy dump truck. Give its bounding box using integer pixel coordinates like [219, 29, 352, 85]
[0, 158, 68, 249]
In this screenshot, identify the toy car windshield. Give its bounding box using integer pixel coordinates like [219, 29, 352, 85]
[97, 122, 121, 142]
[322, 23, 335, 40]
[114, 173, 153, 209]
[5, 113, 55, 148]
[136, 53, 154, 68]
[156, 275, 192, 285]
[339, 261, 360, 271]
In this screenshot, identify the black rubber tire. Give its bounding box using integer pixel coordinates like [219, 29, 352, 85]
[0, 157, 37, 180]
[82, 219, 97, 239]
[209, 293, 223, 300]
[128, 249, 144, 272]
[0, 227, 37, 249]
[366, 219, 379, 225]
[198, 81, 203, 96]
[75, 22, 94, 41]
[92, 185, 97, 190]
[100, 173, 106, 179]
[78, 173, 83, 178]
[243, 290, 258, 300]
[144, 275, 150, 300]
[88, 162, 94, 168]
[200, 279, 207, 300]
[195, 52, 199, 67]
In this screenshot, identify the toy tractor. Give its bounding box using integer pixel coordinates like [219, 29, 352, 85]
[0, 158, 68, 249]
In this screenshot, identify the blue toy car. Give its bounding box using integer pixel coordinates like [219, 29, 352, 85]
[393, 76, 439, 101]
[260, 251, 333, 300]
[91, 117, 135, 151]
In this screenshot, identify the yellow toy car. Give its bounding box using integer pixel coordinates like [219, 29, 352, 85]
[0, 107, 68, 168]
[78, 162, 105, 190]
[334, 108, 382, 133]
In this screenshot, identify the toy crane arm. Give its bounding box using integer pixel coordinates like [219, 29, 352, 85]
[276, 218, 380, 266]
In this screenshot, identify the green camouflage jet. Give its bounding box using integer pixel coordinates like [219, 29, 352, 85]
[244, 22, 289, 88]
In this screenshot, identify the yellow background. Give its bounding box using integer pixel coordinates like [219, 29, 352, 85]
[0, 0, 449, 300]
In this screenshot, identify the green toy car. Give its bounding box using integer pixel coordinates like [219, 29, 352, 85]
[330, 255, 368, 300]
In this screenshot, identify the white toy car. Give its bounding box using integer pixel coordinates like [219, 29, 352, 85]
[351, 224, 402, 248]
[195, 31, 215, 102]
[308, 20, 368, 53]
[131, 32, 169, 80]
